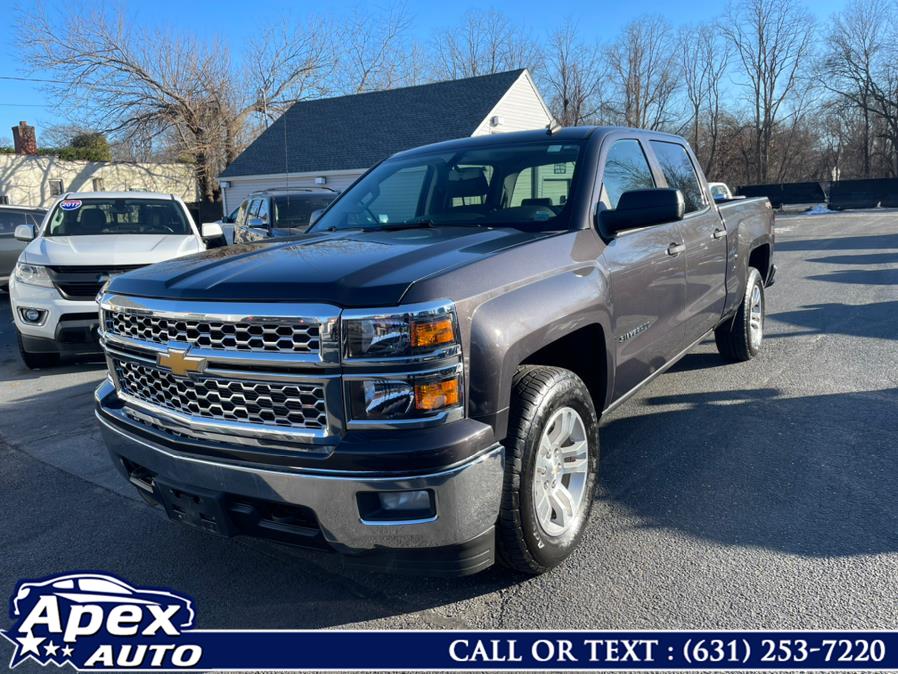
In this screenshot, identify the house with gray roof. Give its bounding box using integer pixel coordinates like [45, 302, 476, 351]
[218, 69, 553, 214]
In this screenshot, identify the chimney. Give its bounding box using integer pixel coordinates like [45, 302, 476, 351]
[12, 121, 37, 155]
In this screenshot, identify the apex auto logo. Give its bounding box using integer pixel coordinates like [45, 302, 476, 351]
[1, 572, 201, 669]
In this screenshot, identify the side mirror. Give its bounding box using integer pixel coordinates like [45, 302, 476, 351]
[600, 189, 685, 233]
[309, 209, 325, 227]
[247, 217, 267, 229]
[14, 224, 36, 242]
[201, 222, 224, 239]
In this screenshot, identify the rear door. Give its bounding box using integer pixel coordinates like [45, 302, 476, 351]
[596, 138, 688, 402]
[649, 140, 727, 341]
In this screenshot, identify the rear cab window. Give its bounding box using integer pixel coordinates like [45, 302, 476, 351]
[650, 141, 707, 213]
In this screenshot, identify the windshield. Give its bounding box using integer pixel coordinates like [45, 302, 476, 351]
[273, 194, 336, 229]
[46, 198, 192, 236]
[310, 140, 584, 232]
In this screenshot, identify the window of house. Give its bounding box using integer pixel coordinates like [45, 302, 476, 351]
[650, 141, 706, 213]
[600, 140, 656, 210]
[49, 179, 64, 196]
[509, 163, 575, 207]
[92, 178, 105, 191]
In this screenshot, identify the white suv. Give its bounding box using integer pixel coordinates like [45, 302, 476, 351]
[10, 192, 223, 369]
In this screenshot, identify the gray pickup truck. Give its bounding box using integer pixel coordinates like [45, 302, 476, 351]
[95, 127, 774, 576]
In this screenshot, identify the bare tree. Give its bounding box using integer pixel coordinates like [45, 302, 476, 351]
[822, 0, 898, 177]
[678, 23, 729, 175]
[542, 21, 606, 126]
[722, 0, 815, 183]
[430, 9, 543, 79]
[606, 16, 679, 130]
[20, 4, 334, 202]
[333, 3, 414, 94]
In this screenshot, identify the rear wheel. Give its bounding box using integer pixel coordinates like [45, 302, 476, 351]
[496, 366, 599, 574]
[17, 331, 59, 369]
[715, 267, 765, 362]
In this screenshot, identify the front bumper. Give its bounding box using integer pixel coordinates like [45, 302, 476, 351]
[96, 379, 504, 575]
[10, 277, 101, 354]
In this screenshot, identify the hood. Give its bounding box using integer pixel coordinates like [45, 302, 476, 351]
[107, 226, 558, 307]
[23, 235, 202, 267]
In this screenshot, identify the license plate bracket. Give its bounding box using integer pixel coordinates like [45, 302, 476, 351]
[154, 480, 233, 536]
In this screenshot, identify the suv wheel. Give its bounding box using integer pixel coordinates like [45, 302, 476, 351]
[17, 331, 59, 370]
[715, 267, 765, 362]
[496, 366, 599, 574]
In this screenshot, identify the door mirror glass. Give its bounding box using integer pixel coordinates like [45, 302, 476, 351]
[14, 224, 36, 242]
[600, 189, 685, 233]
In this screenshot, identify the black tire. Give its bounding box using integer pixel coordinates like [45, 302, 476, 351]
[715, 267, 765, 362]
[17, 331, 60, 369]
[496, 366, 599, 575]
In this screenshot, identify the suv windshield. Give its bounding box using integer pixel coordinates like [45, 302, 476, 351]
[310, 140, 584, 232]
[273, 194, 336, 229]
[46, 198, 192, 236]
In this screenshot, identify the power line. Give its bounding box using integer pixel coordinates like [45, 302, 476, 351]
[0, 75, 69, 84]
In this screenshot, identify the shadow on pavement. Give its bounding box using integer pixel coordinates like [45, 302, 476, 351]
[776, 231, 898, 252]
[807, 269, 898, 286]
[599, 387, 898, 557]
[769, 300, 898, 340]
[808, 252, 898, 265]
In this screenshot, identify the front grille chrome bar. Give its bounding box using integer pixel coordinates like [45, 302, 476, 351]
[99, 293, 344, 444]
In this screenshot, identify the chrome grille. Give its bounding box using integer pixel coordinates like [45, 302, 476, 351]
[113, 359, 327, 430]
[105, 310, 320, 353]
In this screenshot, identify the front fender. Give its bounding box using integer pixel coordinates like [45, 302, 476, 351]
[466, 267, 612, 439]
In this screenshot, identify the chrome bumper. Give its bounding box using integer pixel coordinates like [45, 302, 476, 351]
[97, 389, 504, 553]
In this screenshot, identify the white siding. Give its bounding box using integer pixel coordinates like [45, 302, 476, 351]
[221, 171, 364, 215]
[471, 71, 554, 136]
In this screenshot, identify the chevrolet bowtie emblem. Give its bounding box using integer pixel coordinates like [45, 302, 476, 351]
[157, 346, 206, 376]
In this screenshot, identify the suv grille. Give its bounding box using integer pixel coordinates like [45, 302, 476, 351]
[104, 310, 320, 353]
[113, 359, 327, 430]
[48, 265, 144, 301]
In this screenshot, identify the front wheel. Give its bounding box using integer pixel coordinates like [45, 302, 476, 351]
[715, 266, 765, 362]
[496, 366, 599, 575]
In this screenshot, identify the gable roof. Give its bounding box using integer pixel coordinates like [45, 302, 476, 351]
[221, 69, 527, 178]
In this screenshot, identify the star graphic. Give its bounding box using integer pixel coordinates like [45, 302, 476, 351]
[44, 641, 59, 657]
[16, 632, 45, 656]
[61, 645, 74, 658]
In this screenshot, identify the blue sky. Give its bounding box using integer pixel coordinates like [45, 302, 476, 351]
[0, 0, 847, 143]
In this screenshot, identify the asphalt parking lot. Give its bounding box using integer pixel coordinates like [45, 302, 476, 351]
[1, 210, 897, 661]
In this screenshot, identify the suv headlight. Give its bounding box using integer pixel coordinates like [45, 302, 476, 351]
[342, 301, 460, 361]
[14, 262, 53, 288]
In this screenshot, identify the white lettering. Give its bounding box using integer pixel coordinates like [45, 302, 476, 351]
[172, 645, 202, 667]
[107, 605, 142, 636]
[19, 596, 62, 635]
[63, 605, 104, 642]
[84, 645, 114, 667]
[143, 605, 180, 636]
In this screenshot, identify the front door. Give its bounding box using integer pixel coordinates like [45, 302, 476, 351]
[597, 138, 688, 403]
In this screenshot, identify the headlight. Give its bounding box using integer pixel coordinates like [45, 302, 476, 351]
[346, 366, 463, 423]
[14, 262, 53, 288]
[342, 301, 459, 361]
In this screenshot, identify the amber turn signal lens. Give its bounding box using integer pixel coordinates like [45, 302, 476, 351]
[411, 317, 455, 348]
[414, 378, 460, 411]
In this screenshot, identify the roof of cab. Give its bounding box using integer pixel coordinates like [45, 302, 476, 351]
[390, 125, 689, 160]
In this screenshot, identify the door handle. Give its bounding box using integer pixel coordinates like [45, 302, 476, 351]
[712, 227, 726, 239]
[667, 242, 685, 256]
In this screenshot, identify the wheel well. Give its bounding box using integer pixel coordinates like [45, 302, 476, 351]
[521, 324, 608, 411]
[749, 244, 770, 281]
